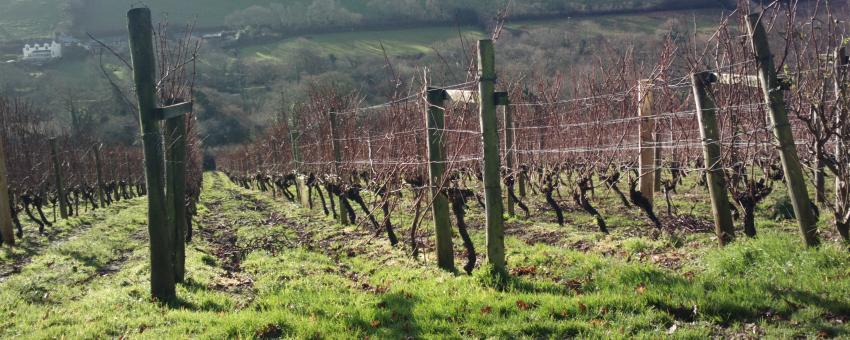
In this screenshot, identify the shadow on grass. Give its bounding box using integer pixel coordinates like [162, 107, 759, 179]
[163, 278, 233, 312]
[351, 291, 421, 338]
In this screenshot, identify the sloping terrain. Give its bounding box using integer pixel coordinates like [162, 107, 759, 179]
[0, 172, 847, 338]
[0, 0, 731, 42]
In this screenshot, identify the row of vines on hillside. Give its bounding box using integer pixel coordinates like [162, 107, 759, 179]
[216, 2, 850, 274]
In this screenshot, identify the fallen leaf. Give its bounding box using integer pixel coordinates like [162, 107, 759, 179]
[511, 266, 537, 276]
[370, 320, 381, 328]
[480, 306, 492, 315]
[563, 279, 583, 293]
[516, 300, 531, 311]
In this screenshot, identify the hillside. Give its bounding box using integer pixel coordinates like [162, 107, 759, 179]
[1, 172, 848, 338]
[0, 7, 722, 146]
[0, 0, 733, 42]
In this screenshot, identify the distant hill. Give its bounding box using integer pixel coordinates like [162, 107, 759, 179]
[0, 0, 736, 42]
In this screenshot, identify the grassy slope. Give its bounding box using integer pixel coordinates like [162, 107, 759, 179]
[242, 26, 486, 62]
[0, 0, 63, 41]
[240, 10, 719, 63]
[0, 0, 721, 41]
[73, 0, 697, 36]
[0, 172, 847, 338]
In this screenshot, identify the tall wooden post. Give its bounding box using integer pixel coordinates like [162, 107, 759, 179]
[124, 153, 131, 198]
[49, 138, 68, 219]
[329, 109, 350, 225]
[478, 40, 506, 274]
[93, 144, 106, 207]
[128, 7, 176, 300]
[0, 138, 15, 246]
[503, 102, 516, 217]
[747, 13, 819, 247]
[692, 72, 736, 245]
[425, 87, 455, 272]
[289, 112, 305, 206]
[834, 47, 849, 240]
[638, 80, 656, 205]
[654, 122, 663, 192]
[165, 113, 187, 283]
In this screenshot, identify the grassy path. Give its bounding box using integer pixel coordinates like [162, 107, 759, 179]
[0, 172, 848, 338]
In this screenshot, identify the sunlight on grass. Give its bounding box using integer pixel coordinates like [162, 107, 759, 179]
[0, 172, 847, 338]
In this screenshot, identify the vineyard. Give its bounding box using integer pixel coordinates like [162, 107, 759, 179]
[1, 1, 850, 339]
[217, 7, 850, 259]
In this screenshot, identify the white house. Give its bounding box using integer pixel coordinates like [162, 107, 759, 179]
[22, 41, 62, 60]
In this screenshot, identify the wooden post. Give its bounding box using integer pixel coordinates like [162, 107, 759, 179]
[0, 137, 15, 246]
[329, 109, 350, 225]
[638, 79, 656, 205]
[128, 7, 176, 300]
[289, 112, 304, 206]
[165, 113, 188, 283]
[692, 72, 736, 245]
[654, 122, 663, 192]
[49, 138, 68, 219]
[747, 13, 819, 247]
[834, 47, 848, 232]
[503, 102, 516, 217]
[297, 176, 310, 207]
[478, 40, 506, 274]
[425, 87, 455, 272]
[124, 152, 132, 199]
[94, 144, 106, 207]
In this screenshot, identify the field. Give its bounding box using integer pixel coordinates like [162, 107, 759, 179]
[0, 0, 724, 42]
[240, 10, 720, 62]
[0, 172, 848, 338]
[241, 26, 486, 62]
[0, 0, 63, 41]
[3, 2, 850, 339]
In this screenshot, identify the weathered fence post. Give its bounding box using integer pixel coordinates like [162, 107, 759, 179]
[0, 137, 14, 246]
[128, 7, 176, 300]
[478, 39, 506, 274]
[329, 109, 350, 225]
[94, 143, 106, 207]
[654, 119, 663, 192]
[833, 47, 849, 240]
[638, 79, 656, 206]
[49, 138, 68, 219]
[692, 72, 736, 245]
[503, 101, 516, 217]
[747, 13, 820, 247]
[425, 87, 455, 272]
[165, 112, 188, 283]
[289, 112, 306, 207]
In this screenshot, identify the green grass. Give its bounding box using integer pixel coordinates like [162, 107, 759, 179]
[506, 9, 720, 38]
[0, 0, 64, 41]
[242, 26, 486, 61]
[62, 0, 714, 36]
[74, 0, 371, 34]
[0, 172, 847, 338]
